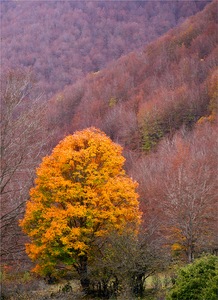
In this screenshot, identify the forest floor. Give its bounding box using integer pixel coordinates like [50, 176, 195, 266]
[1, 270, 168, 300]
[1, 277, 84, 300]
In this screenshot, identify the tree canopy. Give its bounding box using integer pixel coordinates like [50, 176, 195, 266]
[20, 127, 141, 289]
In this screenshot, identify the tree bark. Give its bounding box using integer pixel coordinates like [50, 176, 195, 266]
[76, 254, 90, 294]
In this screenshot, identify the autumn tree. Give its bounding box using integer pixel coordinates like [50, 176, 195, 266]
[20, 127, 141, 293]
[0, 69, 48, 265]
[133, 124, 217, 263]
[160, 125, 217, 262]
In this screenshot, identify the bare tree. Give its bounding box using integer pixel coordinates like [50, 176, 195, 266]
[131, 124, 218, 263]
[0, 69, 49, 265]
[161, 126, 218, 262]
[88, 230, 163, 299]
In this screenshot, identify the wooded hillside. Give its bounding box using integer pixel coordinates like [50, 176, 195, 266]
[1, 1, 217, 299]
[48, 0, 217, 152]
[46, 0, 217, 268]
[1, 0, 211, 98]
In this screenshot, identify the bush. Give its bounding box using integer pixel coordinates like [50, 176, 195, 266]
[166, 255, 218, 300]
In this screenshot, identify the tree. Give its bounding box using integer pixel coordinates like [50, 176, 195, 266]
[161, 126, 217, 262]
[132, 123, 217, 263]
[20, 127, 141, 293]
[88, 230, 163, 299]
[166, 255, 218, 300]
[0, 69, 48, 265]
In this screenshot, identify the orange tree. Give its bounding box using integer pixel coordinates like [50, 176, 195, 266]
[20, 127, 141, 292]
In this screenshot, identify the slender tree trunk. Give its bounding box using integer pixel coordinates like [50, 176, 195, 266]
[187, 239, 195, 263]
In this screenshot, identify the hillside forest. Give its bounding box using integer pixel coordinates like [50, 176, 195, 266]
[1, 0, 218, 299]
[1, 0, 211, 97]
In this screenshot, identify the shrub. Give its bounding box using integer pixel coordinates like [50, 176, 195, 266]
[166, 255, 218, 300]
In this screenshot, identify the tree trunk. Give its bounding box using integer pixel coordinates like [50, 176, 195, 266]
[76, 255, 90, 294]
[187, 241, 195, 263]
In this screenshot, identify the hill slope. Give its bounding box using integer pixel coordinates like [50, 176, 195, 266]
[1, 0, 211, 98]
[1, 0, 217, 274]
[48, 0, 217, 152]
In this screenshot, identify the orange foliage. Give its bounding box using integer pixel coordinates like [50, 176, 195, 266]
[20, 127, 141, 275]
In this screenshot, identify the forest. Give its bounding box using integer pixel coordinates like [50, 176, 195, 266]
[1, 1, 217, 299]
[1, 0, 211, 97]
